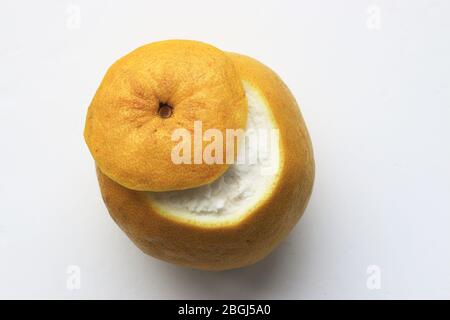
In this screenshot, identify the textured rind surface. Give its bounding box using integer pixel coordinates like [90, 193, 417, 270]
[85, 40, 247, 191]
[95, 52, 315, 271]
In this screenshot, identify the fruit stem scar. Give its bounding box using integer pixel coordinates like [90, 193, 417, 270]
[158, 103, 173, 118]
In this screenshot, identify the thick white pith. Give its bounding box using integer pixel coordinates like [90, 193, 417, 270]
[147, 82, 281, 224]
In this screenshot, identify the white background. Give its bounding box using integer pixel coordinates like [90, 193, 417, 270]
[1, 0, 449, 299]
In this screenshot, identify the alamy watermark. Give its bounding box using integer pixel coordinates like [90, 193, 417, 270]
[65, 4, 81, 30]
[366, 265, 382, 290]
[66, 265, 81, 290]
[366, 5, 382, 31]
[171, 121, 279, 176]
